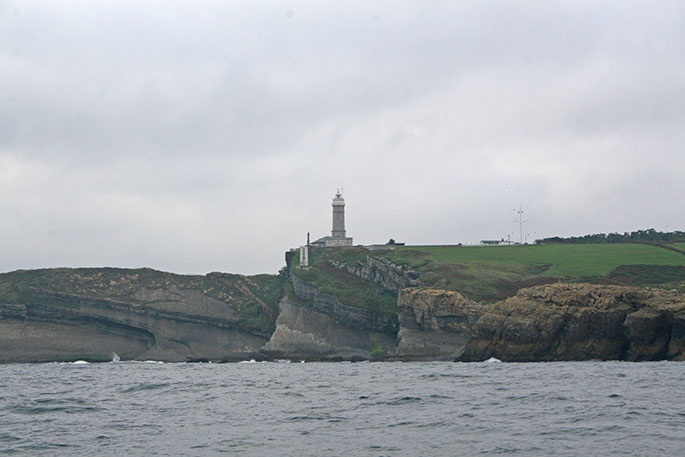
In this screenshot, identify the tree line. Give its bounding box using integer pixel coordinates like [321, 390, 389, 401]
[536, 229, 685, 245]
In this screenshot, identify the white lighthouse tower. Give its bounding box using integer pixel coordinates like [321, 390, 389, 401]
[312, 189, 354, 247]
[326, 190, 353, 247]
[331, 191, 347, 239]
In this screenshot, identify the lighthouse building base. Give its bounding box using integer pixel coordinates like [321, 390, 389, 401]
[325, 237, 353, 247]
[311, 236, 354, 248]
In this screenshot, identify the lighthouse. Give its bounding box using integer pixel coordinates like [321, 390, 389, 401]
[331, 191, 347, 239]
[311, 190, 354, 247]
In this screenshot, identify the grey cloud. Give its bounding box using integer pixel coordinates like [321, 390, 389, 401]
[1, 0, 684, 274]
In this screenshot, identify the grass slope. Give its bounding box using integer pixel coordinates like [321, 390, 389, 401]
[323, 243, 685, 303]
[411, 244, 685, 277]
[289, 249, 398, 314]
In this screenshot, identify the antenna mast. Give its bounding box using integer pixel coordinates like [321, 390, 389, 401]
[515, 205, 525, 244]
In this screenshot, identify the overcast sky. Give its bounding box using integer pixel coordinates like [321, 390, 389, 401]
[1, 1, 684, 275]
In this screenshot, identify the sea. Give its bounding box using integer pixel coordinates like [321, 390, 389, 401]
[0, 360, 683, 456]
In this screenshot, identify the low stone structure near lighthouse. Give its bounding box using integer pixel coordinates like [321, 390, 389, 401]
[299, 233, 310, 267]
[312, 190, 354, 247]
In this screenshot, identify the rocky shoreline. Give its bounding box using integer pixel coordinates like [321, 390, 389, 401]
[262, 283, 685, 363]
[1, 265, 684, 363]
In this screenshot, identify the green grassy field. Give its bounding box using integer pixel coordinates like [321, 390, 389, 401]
[402, 243, 685, 277]
[322, 243, 685, 303]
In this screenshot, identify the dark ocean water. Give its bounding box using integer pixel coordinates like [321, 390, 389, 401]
[0, 360, 683, 456]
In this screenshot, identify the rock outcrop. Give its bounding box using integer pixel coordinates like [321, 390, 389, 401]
[454, 284, 684, 361]
[395, 284, 685, 362]
[327, 256, 420, 292]
[0, 268, 283, 363]
[461, 285, 634, 361]
[2, 266, 684, 363]
[396, 289, 481, 359]
[290, 274, 398, 334]
[262, 251, 404, 359]
[262, 297, 397, 360]
[260, 272, 399, 360]
[0, 288, 269, 363]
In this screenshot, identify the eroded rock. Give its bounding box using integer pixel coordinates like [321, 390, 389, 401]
[397, 284, 685, 362]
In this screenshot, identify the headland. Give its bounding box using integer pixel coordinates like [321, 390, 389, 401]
[2, 241, 684, 363]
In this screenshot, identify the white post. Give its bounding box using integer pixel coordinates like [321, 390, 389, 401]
[299, 245, 309, 267]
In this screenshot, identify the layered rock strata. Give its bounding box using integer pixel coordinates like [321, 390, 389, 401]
[2, 266, 685, 362]
[327, 256, 420, 292]
[396, 284, 685, 362]
[261, 272, 398, 359]
[262, 297, 397, 360]
[290, 274, 398, 333]
[396, 289, 481, 359]
[0, 270, 279, 363]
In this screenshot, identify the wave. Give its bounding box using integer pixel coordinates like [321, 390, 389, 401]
[120, 382, 171, 393]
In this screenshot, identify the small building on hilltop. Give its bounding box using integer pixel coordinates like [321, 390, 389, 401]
[311, 191, 354, 248]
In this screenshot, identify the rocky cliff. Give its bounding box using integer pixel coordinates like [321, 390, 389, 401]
[0, 268, 284, 363]
[395, 289, 481, 360]
[288, 274, 398, 334]
[262, 296, 397, 360]
[261, 260, 399, 360]
[465, 284, 685, 361]
[396, 284, 685, 362]
[328, 256, 420, 292]
[2, 264, 684, 363]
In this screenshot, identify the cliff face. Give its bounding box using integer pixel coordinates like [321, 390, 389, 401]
[466, 284, 685, 361]
[2, 264, 684, 363]
[262, 297, 397, 360]
[0, 268, 285, 363]
[396, 284, 685, 362]
[396, 289, 481, 360]
[289, 274, 398, 334]
[257, 249, 402, 360]
[261, 272, 398, 360]
[327, 256, 420, 292]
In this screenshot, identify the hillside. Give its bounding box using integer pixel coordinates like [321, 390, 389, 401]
[319, 243, 685, 304]
[0, 268, 286, 362]
[289, 248, 398, 313]
[2, 242, 685, 363]
[0, 267, 285, 334]
[271, 243, 685, 361]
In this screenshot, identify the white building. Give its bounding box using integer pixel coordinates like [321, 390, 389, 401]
[312, 191, 353, 247]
